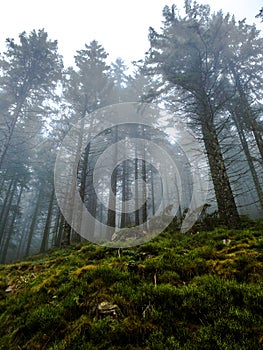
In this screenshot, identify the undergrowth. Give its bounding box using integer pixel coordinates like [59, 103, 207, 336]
[0, 220, 263, 349]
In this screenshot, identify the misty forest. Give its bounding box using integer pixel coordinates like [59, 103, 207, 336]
[0, 1, 263, 349]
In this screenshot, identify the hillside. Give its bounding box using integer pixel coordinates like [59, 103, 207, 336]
[0, 221, 263, 350]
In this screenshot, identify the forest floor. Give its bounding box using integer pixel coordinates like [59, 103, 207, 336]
[0, 219, 263, 349]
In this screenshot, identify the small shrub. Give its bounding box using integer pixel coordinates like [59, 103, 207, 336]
[26, 304, 65, 333]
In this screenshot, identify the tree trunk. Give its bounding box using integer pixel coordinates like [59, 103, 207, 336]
[54, 211, 65, 247]
[231, 68, 263, 162]
[40, 186, 55, 253]
[15, 220, 29, 261]
[120, 160, 127, 228]
[134, 145, 140, 226]
[107, 127, 118, 236]
[0, 99, 25, 170]
[201, 119, 240, 228]
[251, 121, 263, 162]
[141, 127, 148, 228]
[141, 159, 148, 226]
[78, 142, 90, 232]
[86, 185, 97, 240]
[0, 179, 14, 228]
[232, 113, 263, 211]
[62, 117, 86, 245]
[0, 169, 8, 196]
[150, 168, 156, 216]
[25, 185, 43, 256]
[0, 178, 17, 247]
[0, 185, 23, 263]
[86, 144, 98, 240]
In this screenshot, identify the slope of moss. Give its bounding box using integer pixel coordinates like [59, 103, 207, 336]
[0, 221, 263, 349]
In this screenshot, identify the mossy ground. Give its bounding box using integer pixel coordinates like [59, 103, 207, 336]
[0, 220, 263, 349]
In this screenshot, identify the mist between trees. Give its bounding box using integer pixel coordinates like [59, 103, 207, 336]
[0, 1, 262, 263]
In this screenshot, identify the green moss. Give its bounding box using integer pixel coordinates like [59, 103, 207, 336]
[0, 221, 263, 349]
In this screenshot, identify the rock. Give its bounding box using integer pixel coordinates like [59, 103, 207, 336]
[97, 301, 119, 319]
[222, 239, 231, 246]
[5, 285, 13, 293]
[111, 227, 147, 242]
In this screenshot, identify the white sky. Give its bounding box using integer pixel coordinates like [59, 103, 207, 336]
[0, 0, 262, 67]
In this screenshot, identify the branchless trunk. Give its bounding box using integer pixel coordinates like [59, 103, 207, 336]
[120, 160, 128, 228]
[70, 142, 90, 244]
[0, 97, 26, 170]
[231, 68, 263, 162]
[86, 180, 97, 240]
[0, 185, 24, 263]
[0, 178, 17, 247]
[54, 211, 65, 247]
[40, 186, 55, 253]
[15, 220, 29, 261]
[201, 119, 240, 228]
[134, 152, 140, 226]
[251, 121, 263, 162]
[107, 126, 118, 237]
[141, 127, 147, 228]
[232, 112, 263, 211]
[150, 168, 156, 216]
[25, 185, 44, 256]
